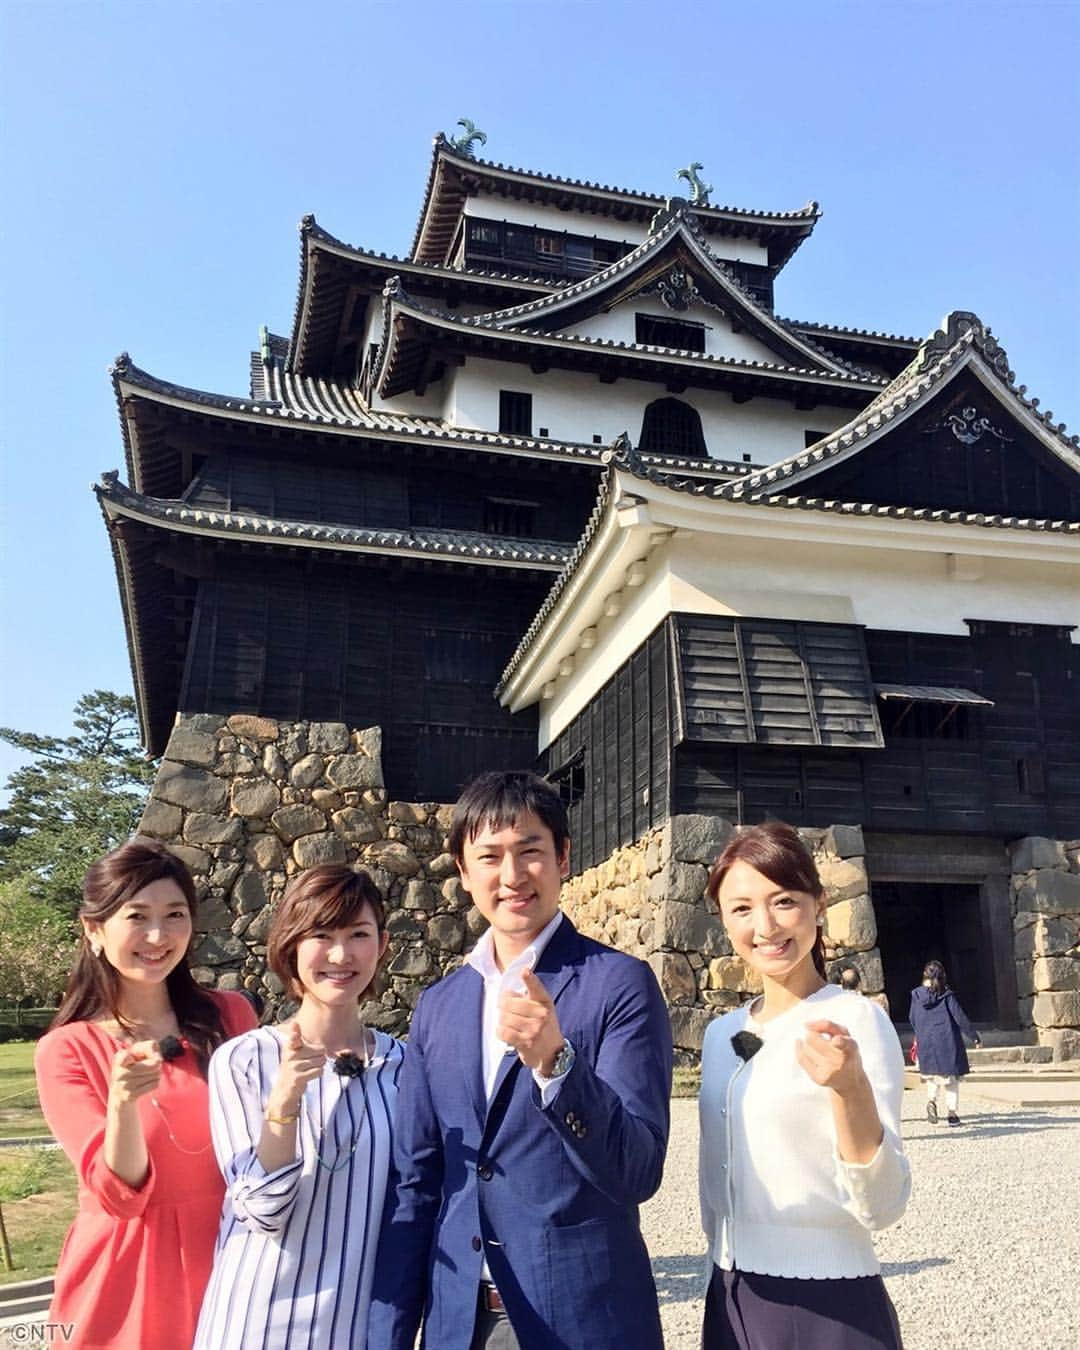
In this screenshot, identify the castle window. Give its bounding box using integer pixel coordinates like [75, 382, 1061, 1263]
[535, 233, 564, 256]
[498, 390, 532, 436]
[637, 397, 708, 458]
[875, 684, 992, 740]
[548, 748, 586, 805]
[635, 314, 706, 353]
[483, 497, 538, 536]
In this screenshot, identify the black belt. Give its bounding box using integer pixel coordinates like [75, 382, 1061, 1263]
[480, 1282, 506, 1313]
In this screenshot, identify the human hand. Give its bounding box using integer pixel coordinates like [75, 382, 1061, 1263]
[795, 1019, 868, 1099]
[109, 1040, 163, 1108]
[498, 970, 564, 1075]
[268, 1022, 325, 1116]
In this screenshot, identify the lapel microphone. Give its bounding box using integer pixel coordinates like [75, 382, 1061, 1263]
[158, 1035, 187, 1061]
[731, 1030, 764, 1062]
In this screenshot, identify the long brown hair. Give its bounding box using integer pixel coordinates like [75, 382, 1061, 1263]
[52, 838, 226, 1065]
[706, 821, 828, 980]
[267, 866, 387, 1002]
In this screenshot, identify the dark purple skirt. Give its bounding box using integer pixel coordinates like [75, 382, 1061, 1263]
[703, 1266, 903, 1350]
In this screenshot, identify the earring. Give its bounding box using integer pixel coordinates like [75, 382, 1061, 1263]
[89, 939, 103, 957]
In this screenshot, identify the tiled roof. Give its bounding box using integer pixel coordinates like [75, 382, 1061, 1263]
[374, 282, 885, 402]
[721, 311, 1080, 498]
[110, 353, 754, 487]
[412, 134, 820, 269]
[95, 473, 575, 569]
[468, 206, 868, 379]
[782, 318, 921, 347]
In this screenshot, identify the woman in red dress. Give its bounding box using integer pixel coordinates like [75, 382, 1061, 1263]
[34, 838, 256, 1349]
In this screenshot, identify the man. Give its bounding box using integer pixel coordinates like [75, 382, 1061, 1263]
[369, 770, 672, 1350]
[838, 964, 862, 993]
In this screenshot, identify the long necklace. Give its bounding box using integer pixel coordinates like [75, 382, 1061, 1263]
[150, 1048, 213, 1157]
[312, 1033, 372, 1173]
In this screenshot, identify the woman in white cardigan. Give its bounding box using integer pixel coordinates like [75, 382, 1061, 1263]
[699, 823, 910, 1350]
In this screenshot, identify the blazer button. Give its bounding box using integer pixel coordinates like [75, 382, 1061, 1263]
[477, 1163, 493, 1181]
[471, 1236, 482, 1252]
[564, 1111, 577, 1126]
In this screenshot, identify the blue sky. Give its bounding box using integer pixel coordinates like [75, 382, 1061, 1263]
[1, 0, 1078, 792]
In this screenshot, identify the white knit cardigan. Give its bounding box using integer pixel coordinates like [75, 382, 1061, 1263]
[699, 984, 911, 1280]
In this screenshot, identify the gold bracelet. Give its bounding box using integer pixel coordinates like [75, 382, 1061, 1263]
[265, 1109, 299, 1126]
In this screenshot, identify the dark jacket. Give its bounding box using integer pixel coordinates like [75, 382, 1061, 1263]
[368, 915, 673, 1350]
[909, 985, 979, 1076]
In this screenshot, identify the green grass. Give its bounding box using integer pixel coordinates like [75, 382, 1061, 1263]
[0, 1146, 77, 1284]
[0, 1041, 48, 1139]
[672, 1063, 701, 1098]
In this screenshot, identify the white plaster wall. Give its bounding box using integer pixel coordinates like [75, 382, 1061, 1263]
[561, 298, 782, 365]
[536, 527, 1080, 745]
[445, 357, 852, 462]
[463, 191, 770, 266]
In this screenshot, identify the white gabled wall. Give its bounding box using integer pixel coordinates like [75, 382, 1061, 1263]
[561, 298, 783, 365]
[442, 356, 851, 462]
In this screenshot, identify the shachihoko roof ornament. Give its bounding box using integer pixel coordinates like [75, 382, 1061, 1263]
[447, 118, 486, 159]
[676, 162, 712, 207]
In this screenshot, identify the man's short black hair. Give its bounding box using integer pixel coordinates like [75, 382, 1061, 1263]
[838, 964, 861, 990]
[449, 770, 570, 863]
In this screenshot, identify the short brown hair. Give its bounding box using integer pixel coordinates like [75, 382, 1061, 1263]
[267, 866, 386, 1001]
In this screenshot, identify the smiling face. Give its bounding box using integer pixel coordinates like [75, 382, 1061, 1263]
[715, 858, 826, 995]
[457, 810, 570, 966]
[293, 901, 389, 1010]
[84, 877, 193, 988]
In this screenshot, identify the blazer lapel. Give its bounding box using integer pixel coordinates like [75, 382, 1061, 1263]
[458, 967, 488, 1126]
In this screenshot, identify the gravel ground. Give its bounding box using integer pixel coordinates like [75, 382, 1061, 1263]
[642, 1089, 1080, 1350]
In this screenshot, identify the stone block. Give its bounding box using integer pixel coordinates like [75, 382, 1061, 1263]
[1013, 912, 1079, 959]
[386, 911, 423, 939]
[669, 1006, 715, 1052]
[262, 746, 286, 781]
[1016, 869, 1080, 916]
[216, 751, 257, 777]
[182, 713, 225, 735]
[1037, 1027, 1080, 1062]
[210, 860, 241, 891]
[309, 721, 350, 754]
[138, 797, 183, 840]
[227, 715, 279, 742]
[247, 833, 283, 871]
[155, 761, 228, 813]
[442, 877, 469, 910]
[824, 824, 865, 859]
[327, 753, 383, 790]
[1032, 956, 1079, 992]
[465, 907, 489, 938]
[388, 945, 434, 977]
[190, 933, 246, 967]
[271, 803, 326, 843]
[332, 807, 380, 845]
[280, 725, 309, 763]
[817, 857, 869, 905]
[824, 894, 877, 951]
[184, 813, 244, 846]
[389, 802, 427, 824]
[1014, 961, 1035, 999]
[365, 841, 421, 877]
[166, 842, 211, 874]
[648, 952, 697, 1005]
[1032, 990, 1080, 1027]
[402, 879, 433, 910]
[707, 955, 762, 994]
[1009, 836, 1067, 873]
[428, 913, 466, 953]
[427, 852, 457, 880]
[230, 777, 281, 819]
[290, 754, 326, 788]
[1017, 994, 1033, 1028]
[647, 861, 709, 907]
[163, 725, 217, 768]
[663, 815, 733, 867]
[655, 901, 730, 958]
[233, 868, 268, 914]
[195, 897, 231, 932]
[246, 907, 276, 944]
[354, 726, 382, 759]
[292, 833, 347, 868]
[311, 788, 343, 813]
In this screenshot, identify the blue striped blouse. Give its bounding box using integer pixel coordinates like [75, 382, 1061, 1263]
[195, 1025, 404, 1349]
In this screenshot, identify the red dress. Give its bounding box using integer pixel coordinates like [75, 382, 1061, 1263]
[35, 991, 257, 1350]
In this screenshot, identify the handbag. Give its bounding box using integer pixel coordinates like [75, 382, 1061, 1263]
[908, 1038, 918, 1066]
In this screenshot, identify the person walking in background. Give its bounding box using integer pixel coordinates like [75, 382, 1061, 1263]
[837, 963, 862, 993]
[700, 822, 910, 1350]
[195, 865, 402, 1349]
[369, 770, 672, 1350]
[34, 839, 257, 1350]
[909, 960, 982, 1126]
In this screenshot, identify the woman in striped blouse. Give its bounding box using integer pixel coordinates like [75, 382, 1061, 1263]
[195, 865, 404, 1349]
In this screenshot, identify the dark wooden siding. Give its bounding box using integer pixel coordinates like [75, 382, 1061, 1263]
[541, 624, 672, 872]
[180, 555, 548, 802]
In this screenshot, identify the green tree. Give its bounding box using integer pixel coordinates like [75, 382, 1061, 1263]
[0, 877, 78, 1007]
[0, 691, 156, 915]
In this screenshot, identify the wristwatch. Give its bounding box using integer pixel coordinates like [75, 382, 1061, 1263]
[547, 1039, 576, 1079]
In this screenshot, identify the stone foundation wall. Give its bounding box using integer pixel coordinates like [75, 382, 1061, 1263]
[1010, 836, 1080, 1061]
[138, 714, 475, 1032]
[560, 815, 882, 1062]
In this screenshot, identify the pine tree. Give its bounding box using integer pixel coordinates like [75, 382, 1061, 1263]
[0, 691, 156, 915]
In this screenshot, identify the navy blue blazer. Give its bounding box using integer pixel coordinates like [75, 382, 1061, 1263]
[368, 914, 673, 1350]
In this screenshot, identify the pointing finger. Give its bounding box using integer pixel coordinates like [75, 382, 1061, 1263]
[519, 970, 552, 1004]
